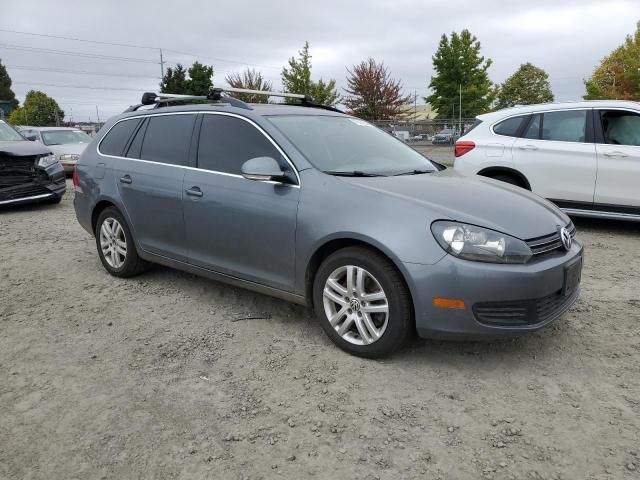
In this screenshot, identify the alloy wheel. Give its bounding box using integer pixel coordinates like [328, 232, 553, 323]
[322, 265, 389, 345]
[99, 217, 127, 269]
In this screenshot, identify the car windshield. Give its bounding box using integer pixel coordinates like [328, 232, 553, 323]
[41, 130, 92, 146]
[267, 115, 436, 176]
[0, 121, 25, 141]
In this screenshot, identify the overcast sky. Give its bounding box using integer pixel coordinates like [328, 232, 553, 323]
[1, 0, 638, 122]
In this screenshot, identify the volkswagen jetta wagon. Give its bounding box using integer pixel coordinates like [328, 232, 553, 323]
[74, 89, 583, 357]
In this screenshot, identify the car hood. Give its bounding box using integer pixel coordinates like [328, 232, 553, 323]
[339, 169, 570, 240]
[46, 143, 87, 156]
[0, 140, 51, 157]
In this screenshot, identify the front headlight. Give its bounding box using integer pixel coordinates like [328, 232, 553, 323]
[431, 221, 532, 264]
[37, 154, 58, 168]
[59, 154, 80, 162]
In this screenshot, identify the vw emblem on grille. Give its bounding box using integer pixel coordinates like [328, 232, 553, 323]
[349, 298, 362, 312]
[560, 227, 572, 251]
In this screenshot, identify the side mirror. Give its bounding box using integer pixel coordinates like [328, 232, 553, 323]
[241, 156, 287, 183]
[25, 135, 38, 141]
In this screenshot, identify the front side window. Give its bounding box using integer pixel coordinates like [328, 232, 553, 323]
[0, 120, 25, 142]
[100, 118, 142, 156]
[600, 110, 640, 146]
[493, 116, 527, 137]
[41, 130, 92, 146]
[197, 115, 283, 175]
[541, 110, 587, 143]
[140, 114, 195, 166]
[267, 115, 436, 176]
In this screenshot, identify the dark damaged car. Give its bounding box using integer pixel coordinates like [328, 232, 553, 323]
[0, 120, 66, 207]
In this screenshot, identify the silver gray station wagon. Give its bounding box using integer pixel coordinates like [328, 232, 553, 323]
[74, 88, 583, 357]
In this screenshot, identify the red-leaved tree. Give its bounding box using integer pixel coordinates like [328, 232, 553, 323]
[344, 58, 411, 120]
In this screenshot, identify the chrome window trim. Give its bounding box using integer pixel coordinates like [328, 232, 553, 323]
[96, 111, 301, 188]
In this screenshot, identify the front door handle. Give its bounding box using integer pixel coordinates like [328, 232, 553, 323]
[603, 151, 628, 158]
[518, 144, 538, 150]
[120, 175, 132, 184]
[185, 186, 203, 197]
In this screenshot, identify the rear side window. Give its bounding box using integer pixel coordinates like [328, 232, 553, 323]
[197, 114, 283, 175]
[541, 110, 587, 142]
[493, 116, 527, 137]
[600, 110, 640, 146]
[100, 118, 142, 156]
[140, 114, 196, 166]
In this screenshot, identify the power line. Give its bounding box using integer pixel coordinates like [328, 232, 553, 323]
[6, 65, 160, 80]
[163, 48, 280, 70]
[0, 28, 159, 50]
[13, 81, 149, 92]
[0, 43, 158, 64]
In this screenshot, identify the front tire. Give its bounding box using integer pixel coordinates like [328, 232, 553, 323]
[313, 247, 413, 358]
[95, 207, 149, 277]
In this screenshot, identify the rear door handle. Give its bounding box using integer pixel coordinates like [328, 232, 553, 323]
[185, 186, 203, 197]
[119, 175, 132, 184]
[518, 145, 538, 150]
[603, 151, 628, 158]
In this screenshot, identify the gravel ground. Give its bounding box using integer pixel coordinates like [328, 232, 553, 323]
[1, 180, 639, 480]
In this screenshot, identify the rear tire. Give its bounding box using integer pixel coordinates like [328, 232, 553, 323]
[312, 247, 413, 358]
[95, 207, 149, 278]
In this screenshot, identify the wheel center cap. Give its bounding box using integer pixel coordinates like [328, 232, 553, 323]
[349, 298, 361, 312]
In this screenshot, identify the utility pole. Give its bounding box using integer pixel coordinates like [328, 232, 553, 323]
[54, 108, 60, 127]
[159, 48, 165, 79]
[459, 83, 462, 136]
[95, 106, 101, 124]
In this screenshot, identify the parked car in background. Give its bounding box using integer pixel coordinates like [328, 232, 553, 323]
[74, 89, 582, 358]
[432, 128, 459, 144]
[454, 101, 640, 222]
[20, 127, 92, 174]
[0, 120, 66, 206]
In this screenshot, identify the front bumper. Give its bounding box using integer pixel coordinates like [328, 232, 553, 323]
[0, 162, 66, 206]
[405, 240, 583, 339]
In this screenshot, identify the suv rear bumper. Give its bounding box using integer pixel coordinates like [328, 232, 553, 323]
[404, 240, 583, 339]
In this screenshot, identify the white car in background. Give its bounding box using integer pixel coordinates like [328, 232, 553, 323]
[454, 101, 640, 221]
[19, 127, 92, 174]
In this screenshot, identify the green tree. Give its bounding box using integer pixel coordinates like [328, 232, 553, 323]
[0, 59, 18, 112]
[344, 58, 411, 120]
[8, 90, 64, 126]
[225, 68, 273, 103]
[160, 64, 189, 94]
[495, 63, 554, 109]
[187, 61, 214, 96]
[281, 42, 340, 106]
[584, 21, 640, 100]
[426, 30, 493, 118]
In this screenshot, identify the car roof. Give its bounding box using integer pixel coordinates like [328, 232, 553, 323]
[477, 100, 640, 122]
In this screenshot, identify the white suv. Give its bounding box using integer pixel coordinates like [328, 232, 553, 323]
[454, 101, 640, 221]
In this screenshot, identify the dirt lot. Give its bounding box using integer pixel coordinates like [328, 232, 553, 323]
[1, 180, 639, 480]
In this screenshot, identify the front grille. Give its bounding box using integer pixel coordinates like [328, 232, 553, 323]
[526, 223, 576, 258]
[473, 289, 577, 327]
[0, 184, 51, 201]
[0, 155, 38, 188]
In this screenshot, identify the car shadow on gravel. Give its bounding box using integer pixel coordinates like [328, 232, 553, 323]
[0, 202, 63, 214]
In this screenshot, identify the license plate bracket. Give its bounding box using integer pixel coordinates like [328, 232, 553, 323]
[563, 256, 582, 297]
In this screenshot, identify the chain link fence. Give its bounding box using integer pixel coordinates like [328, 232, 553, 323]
[371, 118, 476, 145]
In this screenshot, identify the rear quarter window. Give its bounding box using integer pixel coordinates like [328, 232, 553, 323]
[99, 118, 142, 156]
[492, 116, 528, 137]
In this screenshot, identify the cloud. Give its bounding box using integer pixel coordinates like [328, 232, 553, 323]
[1, 0, 637, 121]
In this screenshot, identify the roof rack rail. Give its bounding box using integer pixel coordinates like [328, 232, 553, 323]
[125, 86, 342, 113]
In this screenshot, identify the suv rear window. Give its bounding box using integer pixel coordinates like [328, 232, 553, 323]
[100, 118, 142, 156]
[493, 116, 527, 137]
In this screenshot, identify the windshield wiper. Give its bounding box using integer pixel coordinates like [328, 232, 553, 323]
[392, 169, 434, 176]
[323, 170, 385, 177]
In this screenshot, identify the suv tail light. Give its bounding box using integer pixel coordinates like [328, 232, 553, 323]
[455, 141, 475, 157]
